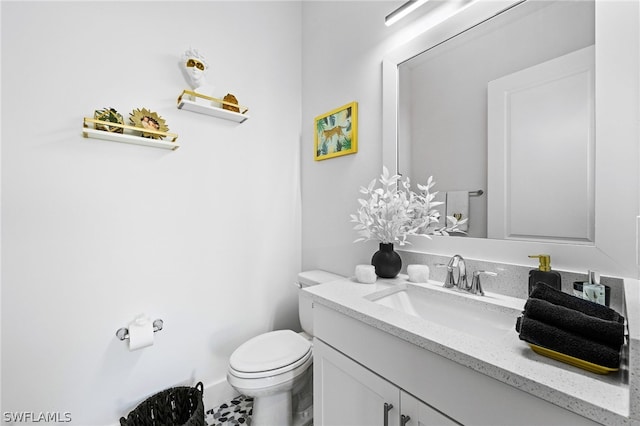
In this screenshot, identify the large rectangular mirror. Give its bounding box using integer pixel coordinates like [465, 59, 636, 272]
[399, 0, 594, 242]
[383, 0, 639, 277]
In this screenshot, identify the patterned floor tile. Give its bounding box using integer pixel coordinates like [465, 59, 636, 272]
[206, 395, 253, 426]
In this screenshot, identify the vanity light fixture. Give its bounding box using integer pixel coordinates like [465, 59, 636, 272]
[385, 0, 429, 26]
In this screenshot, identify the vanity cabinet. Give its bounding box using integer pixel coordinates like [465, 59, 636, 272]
[314, 338, 458, 426]
[313, 303, 601, 426]
[400, 391, 459, 426]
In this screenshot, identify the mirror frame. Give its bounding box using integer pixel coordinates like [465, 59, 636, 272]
[382, 0, 639, 278]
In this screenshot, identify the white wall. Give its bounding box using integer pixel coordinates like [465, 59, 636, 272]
[1, 2, 301, 424]
[302, 0, 639, 280]
[300, 0, 494, 275]
[301, 0, 411, 276]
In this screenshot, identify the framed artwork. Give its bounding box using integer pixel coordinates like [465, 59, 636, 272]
[314, 101, 358, 161]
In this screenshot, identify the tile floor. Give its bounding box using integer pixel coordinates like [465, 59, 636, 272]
[206, 395, 253, 426]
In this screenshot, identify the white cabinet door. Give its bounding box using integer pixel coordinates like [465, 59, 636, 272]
[314, 338, 400, 426]
[400, 391, 460, 426]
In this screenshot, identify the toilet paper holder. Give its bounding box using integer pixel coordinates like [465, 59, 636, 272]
[116, 319, 164, 341]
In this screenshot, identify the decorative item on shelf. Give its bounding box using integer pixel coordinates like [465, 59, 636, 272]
[182, 47, 214, 104]
[222, 93, 240, 113]
[350, 167, 467, 278]
[94, 107, 124, 133]
[314, 101, 358, 161]
[83, 116, 179, 151]
[129, 108, 169, 139]
[177, 47, 250, 122]
[176, 90, 250, 120]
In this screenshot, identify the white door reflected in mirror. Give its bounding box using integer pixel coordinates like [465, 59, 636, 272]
[487, 45, 595, 244]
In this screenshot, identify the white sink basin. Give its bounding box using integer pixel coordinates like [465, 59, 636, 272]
[365, 282, 524, 342]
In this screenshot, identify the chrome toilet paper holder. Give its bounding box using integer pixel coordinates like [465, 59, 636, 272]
[116, 319, 164, 341]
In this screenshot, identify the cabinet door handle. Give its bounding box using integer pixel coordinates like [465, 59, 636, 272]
[401, 414, 411, 426]
[383, 403, 393, 426]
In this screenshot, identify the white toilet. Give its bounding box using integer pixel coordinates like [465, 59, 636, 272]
[227, 270, 343, 426]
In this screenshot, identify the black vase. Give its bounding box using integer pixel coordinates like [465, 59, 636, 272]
[371, 243, 402, 278]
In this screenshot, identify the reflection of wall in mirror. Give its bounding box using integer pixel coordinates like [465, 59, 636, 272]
[398, 0, 595, 239]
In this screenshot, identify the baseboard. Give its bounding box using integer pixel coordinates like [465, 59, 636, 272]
[201, 378, 238, 412]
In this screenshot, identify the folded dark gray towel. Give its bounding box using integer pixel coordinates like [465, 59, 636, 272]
[529, 282, 624, 324]
[516, 316, 620, 368]
[524, 298, 625, 349]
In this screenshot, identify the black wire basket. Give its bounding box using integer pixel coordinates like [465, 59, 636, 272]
[119, 382, 204, 426]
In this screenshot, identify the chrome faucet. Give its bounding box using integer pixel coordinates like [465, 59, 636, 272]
[443, 254, 468, 290]
[438, 255, 496, 296]
[469, 270, 497, 296]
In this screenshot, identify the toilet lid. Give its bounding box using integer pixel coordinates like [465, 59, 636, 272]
[230, 330, 311, 373]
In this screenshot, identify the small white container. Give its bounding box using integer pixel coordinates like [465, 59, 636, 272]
[355, 264, 377, 284]
[407, 264, 430, 283]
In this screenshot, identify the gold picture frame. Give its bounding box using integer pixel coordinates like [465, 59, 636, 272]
[314, 101, 358, 161]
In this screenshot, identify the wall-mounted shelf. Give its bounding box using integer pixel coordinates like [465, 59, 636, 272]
[82, 117, 180, 151]
[177, 90, 250, 123]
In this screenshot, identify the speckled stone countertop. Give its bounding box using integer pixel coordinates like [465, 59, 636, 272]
[305, 275, 640, 425]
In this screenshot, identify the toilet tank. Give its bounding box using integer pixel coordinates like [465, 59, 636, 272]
[297, 270, 343, 336]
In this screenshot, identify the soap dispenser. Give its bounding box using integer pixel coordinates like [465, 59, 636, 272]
[528, 254, 562, 295]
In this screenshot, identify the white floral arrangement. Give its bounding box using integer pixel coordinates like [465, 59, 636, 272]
[350, 167, 466, 245]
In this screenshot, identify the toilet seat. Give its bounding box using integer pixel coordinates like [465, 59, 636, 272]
[229, 330, 312, 379]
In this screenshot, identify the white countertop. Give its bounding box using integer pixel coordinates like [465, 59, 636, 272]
[305, 275, 640, 426]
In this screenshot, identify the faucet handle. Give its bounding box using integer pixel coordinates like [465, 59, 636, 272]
[435, 263, 456, 288]
[469, 271, 497, 296]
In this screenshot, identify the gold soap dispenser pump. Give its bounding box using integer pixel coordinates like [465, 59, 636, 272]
[528, 254, 562, 295]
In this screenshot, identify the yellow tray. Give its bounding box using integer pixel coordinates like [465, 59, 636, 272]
[529, 344, 619, 375]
